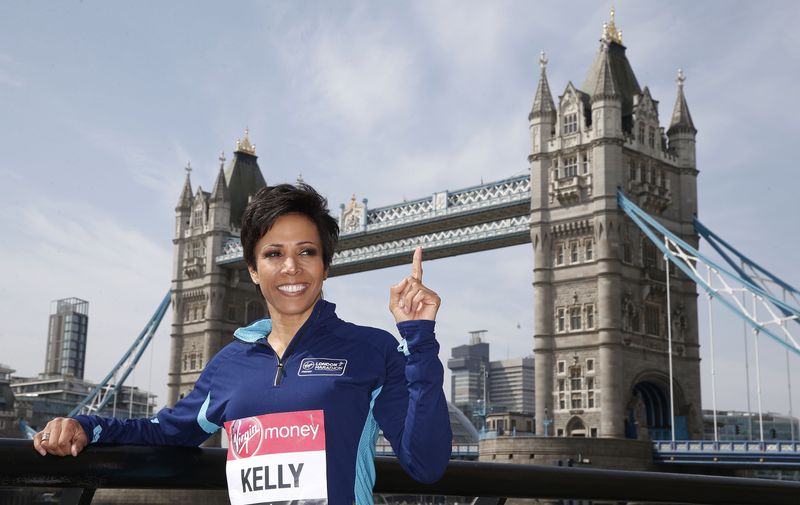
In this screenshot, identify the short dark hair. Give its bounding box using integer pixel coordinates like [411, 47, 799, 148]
[241, 183, 340, 270]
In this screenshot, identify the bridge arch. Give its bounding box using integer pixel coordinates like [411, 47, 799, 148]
[625, 373, 689, 441]
[566, 416, 587, 437]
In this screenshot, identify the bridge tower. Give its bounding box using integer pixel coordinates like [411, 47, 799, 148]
[169, 131, 268, 408]
[530, 11, 702, 440]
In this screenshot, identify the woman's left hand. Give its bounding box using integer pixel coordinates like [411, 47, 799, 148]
[389, 247, 441, 323]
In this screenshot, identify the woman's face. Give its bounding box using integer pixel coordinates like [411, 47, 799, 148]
[248, 213, 326, 322]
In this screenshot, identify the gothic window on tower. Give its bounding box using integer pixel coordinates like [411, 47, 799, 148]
[629, 160, 637, 182]
[643, 240, 658, 269]
[648, 127, 656, 149]
[555, 243, 565, 266]
[227, 305, 238, 322]
[559, 394, 566, 410]
[644, 304, 661, 336]
[564, 156, 578, 178]
[586, 358, 595, 373]
[622, 242, 633, 264]
[557, 361, 566, 374]
[571, 393, 582, 409]
[587, 377, 594, 390]
[569, 241, 579, 263]
[582, 153, 591, 174]
[192, 206, 204, 228]
[569, 306, 582, 331]
[638, 123, 645, 144]
[585, 304, 595, 329]
[588, 392, 595, 408]
[563, 113, 578, 135]
[556, 308, 566, 332]
[584, 240, 594, 261]
[558, 379, 565, 391]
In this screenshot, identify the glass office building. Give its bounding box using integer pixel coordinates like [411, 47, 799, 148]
[44, 298, 89, 379]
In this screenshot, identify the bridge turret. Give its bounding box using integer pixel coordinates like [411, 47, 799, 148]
[208, 153, 231, 230]
[667, 69, 697, 169]
[590, 42, 623, 140]
[529, 51, 556, 156]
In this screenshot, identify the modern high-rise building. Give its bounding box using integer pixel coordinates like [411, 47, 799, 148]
[529, 9, 701, 440]
[488, 357, 535, 414]
[44, 298, 89, 379]
[447, 330, 490, 424]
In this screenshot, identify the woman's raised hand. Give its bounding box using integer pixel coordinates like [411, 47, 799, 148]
[389, 247, 441, 323]
[33, 417, 87, 457]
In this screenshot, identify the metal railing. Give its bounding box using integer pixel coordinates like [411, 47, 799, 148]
[3, 439, 800, 504]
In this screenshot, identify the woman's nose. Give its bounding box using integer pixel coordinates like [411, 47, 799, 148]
[282, 257, 299, 274]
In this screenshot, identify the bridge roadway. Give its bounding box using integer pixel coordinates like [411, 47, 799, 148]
[216, 174, 532, 276]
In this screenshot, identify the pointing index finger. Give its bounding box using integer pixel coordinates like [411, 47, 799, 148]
[411, 246, 423, 281]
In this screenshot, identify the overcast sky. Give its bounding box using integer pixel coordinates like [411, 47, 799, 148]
[1, 1, 798, 421]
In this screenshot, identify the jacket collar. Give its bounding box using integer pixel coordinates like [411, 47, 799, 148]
[233, 298, 337, 343]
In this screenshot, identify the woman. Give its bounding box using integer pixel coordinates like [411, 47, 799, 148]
[33, 183, 452, 505]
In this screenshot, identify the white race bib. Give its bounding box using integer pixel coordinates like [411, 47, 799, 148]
[225, 410, 327, 505]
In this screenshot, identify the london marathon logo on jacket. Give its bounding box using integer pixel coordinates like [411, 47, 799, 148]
[297, 358, 347, 377]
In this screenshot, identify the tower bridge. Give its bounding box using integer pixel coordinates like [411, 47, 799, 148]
[163, 9, 800, 472]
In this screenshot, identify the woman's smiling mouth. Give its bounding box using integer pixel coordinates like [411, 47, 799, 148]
[277, 283, 310, 295]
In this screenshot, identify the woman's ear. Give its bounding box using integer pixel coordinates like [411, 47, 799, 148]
[248, 267, 259, 285]
[323, 268, 329, 281]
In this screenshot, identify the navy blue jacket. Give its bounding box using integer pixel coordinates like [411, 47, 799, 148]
[75, 299, 452, 504]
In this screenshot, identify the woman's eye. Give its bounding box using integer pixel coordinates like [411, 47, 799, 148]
[264, 251, 281, 258]
[300, 248, 318, 256]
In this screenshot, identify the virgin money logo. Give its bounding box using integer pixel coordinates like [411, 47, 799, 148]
[301, 360, 315, 371]
[229, 417, 263, 459]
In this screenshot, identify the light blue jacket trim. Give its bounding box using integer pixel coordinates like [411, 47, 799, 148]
[233, 318, 272, 343]
[397, 339, 410, 356]
[197, 391, 221, 434]
[150, 418, 159, 424]
[91, 425, 102, 443]
[354, 386, 382, 505]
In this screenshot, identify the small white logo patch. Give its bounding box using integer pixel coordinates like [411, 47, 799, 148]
[297, 358, 347, 377]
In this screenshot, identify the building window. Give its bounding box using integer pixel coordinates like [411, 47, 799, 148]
[591, 427, 598, 437]
[569, 242, 579, 263]
[563, 113, 578, 135]
[629, 160, 637, 181]
[622, 242, 632, 263]
[645, 304, 661, 336]
[558, 379, 565, 391]
[558, 395, 566, 410]
[557, 309, 566, 333]
[648, 126, 656, 149]
[192, 206, 203, 227]
[638, 123, 645, 144]
[557, 361, 566, 374]
[557, 428, 564, 437]
[556, 243, 565, 265]
[587, 377, 594, 390]
[585, 305, 595, 329]
[570, 307, 582, 331]
[586, 359, 594, 373]
[585, 240, 593, 261]
[588, 391, 595, 408]
[571, 394, 582, 409]
[571, 377, 582, 390]
[582, 153, 590, 174]
[564, 156, 578, 178]
[643, 240, 658, 269]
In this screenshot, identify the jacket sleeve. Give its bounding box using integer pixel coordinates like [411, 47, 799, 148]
[73, 354, 225, 447]
[372, 320, 452, 483]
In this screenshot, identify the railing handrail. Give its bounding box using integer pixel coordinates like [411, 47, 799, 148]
[3, 439, 800, 504]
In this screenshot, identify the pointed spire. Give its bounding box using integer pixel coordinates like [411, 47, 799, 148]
[176, 161, 193, 209]
[530, 51, 556, 121]
[211, 169, 229, 202]
[668, 69, 696, 134]
[592, 44, 619, 99]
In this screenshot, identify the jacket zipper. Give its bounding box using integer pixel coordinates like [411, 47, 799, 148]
[267, 308, 322, 388]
